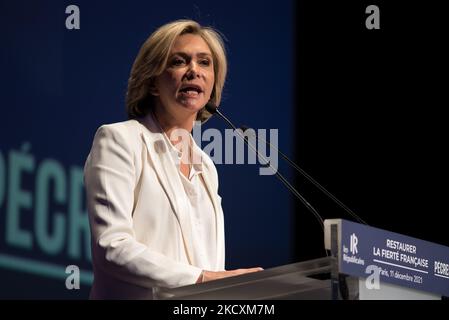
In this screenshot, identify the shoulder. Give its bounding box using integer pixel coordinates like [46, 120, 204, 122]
[95, 119, 143, 139]
[86, 120, 148, 161]
[92, 119, 148, 146]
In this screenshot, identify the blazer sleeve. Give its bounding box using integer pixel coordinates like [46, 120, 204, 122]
[84, 124, 202, 289]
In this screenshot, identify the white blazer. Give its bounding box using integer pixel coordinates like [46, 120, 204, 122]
[84, 115, 225, 299]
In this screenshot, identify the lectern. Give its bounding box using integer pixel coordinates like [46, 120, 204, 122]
[159, 219, 449, 300]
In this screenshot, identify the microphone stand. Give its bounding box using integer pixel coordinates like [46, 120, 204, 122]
[240, 125, 368, 225]
[206, 104, 328, 248]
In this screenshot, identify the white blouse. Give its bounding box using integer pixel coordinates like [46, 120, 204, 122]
[160, 130, 218, 271]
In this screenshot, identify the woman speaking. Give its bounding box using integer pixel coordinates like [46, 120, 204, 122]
[84, 20, 262, 299]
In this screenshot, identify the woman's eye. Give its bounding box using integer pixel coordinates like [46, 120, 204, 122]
[199, 59, 211, 66]
[171, 58, 185, 66]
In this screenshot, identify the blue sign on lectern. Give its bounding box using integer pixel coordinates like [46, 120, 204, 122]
[332, 219, 449, 297]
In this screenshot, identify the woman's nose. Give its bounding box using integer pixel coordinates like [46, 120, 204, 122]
[186, 62, 201, 79]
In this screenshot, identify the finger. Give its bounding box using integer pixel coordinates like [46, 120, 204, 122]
[247, 267, 264, 272]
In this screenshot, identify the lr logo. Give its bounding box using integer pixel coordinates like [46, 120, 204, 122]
[350, 233, 358, 255]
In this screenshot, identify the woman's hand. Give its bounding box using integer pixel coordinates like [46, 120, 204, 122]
[196, 267, 264, 283]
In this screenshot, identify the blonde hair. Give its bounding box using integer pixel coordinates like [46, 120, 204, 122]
[126, 20, 227, 122]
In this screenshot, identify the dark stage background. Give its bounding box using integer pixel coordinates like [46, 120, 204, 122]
[1, 0, 447, 299]
[294, 1, 448, 261]
[0, 0, 295, 299]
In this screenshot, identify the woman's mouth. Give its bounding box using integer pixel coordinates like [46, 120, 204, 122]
[179, 89, 201, 98]
[178, 84, 203, 98]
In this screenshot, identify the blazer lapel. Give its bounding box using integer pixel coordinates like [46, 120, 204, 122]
[139, 115, 197, 266]
[198, 152, 224, 271]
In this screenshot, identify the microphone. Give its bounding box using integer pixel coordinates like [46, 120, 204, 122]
[240, 125, 368, 225]
[205, 103, 327, 236]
